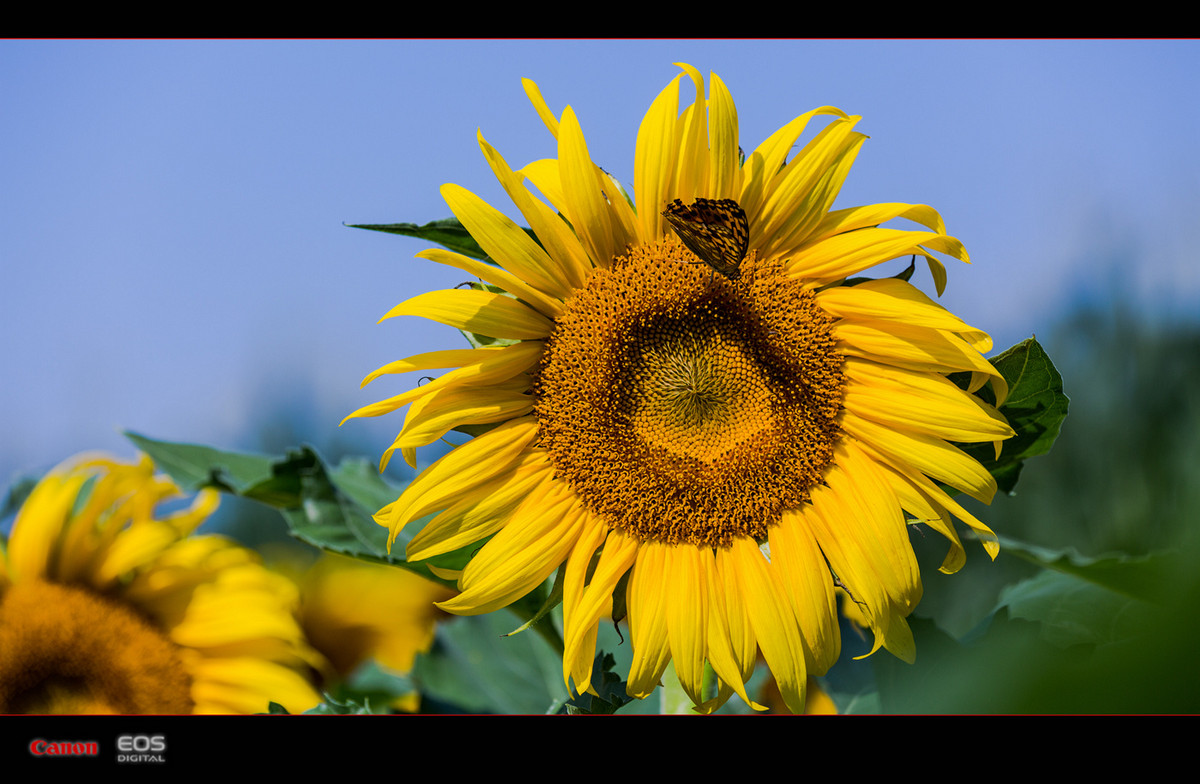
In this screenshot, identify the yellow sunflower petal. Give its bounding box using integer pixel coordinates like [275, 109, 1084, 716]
[560, 514, 611, 694]
[663, 543, 708, 706]
[727, 537, 807, 714]
[438, 491, 583, 616]
[440, 183, 572, 301]
[375, 416, 539, 548]
[633, 72, 683, 241]
[563, 527, 639, 687]
[770, 510, 841, 675]
[406, 452, 555, 562]
[626, 542, 672, 700]
[380, 288, 554, 341]
[557, 106, 623, 269]
[521, 77, 560, 139]
[477, 132, 591, 290]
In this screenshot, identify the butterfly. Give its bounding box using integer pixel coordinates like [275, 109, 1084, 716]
[662, 197, 750, 281]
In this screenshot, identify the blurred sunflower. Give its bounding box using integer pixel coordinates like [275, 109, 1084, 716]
[297, 554, 455, 710]
[345, 64, 1013, 712]
[0, 453, 324, 714]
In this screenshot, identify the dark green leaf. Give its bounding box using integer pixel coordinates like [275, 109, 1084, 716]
[348, 217, 541, 265]
[561, 653, 634, 714]
[995, 568, 1157, 648]
[347, 218, 490, 261]
[122, 432, 462, 586]
[953, 337, 1069, 494]
[126, 431, 283, 500]
[995, 536, 1177, 604]
[302, 694, 384, 715]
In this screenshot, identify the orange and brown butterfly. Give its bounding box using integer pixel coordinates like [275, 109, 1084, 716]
[662, 197, 750, 281]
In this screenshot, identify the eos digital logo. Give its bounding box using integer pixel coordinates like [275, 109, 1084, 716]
[116, 734, 166, 764]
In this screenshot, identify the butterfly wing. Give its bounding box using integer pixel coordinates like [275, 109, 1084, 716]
[662, 198, 750, 280]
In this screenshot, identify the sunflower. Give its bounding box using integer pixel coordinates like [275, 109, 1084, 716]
[297, 553, 455, 710]
[0, 452, 324, 714]
[345, 64, 1014, 713]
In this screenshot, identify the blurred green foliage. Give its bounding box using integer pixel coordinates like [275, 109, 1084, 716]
[884, 303, 1200, 713]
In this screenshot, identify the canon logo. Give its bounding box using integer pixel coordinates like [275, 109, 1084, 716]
[28, 739, 99, 756]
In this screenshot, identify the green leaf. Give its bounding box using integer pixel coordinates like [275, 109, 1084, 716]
[994, 536, 1177, 603]
[126, 431, 284, 500]
[411, 611, 566, 714]
[995, 568, 1156, 648]
[347, 217, 541, 265]
[953, 337, 1069, 494]
[122, 432, 460, 587]
[347, 218, 490, 261]
[302, 694, 386, 715]
[561, 653, 634, 714]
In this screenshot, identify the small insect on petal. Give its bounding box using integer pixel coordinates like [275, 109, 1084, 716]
[662, 198, 750, 281]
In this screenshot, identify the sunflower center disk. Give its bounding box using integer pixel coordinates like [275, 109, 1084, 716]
[0, 581, 194, 714]
[535, 239, 845, 547]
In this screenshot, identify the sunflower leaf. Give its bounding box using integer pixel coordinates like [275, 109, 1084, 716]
[125, 431, 281, 498]
[412, 611, 565, 713]
[348, 217, 541, 265]
[950, 337, 1069, 494]
[121, 432, 465, 585]
[347, 218, 491, 261]
[561, 653, 634, 714]
[994, 536, 1177, 604]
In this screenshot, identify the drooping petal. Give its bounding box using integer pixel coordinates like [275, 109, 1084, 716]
[663, 543, 708, 706]
[727, 537, 807, 713]
[438, 490, 585, 616]
[770, 511, 841, 675]
[374, 416, 539, 548]
[626, 541, 672, 699]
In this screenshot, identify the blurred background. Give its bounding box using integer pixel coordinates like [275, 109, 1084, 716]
[3, 40, 1198, 711]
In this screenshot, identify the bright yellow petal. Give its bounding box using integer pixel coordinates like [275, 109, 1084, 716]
[440, 183, 572, 300]
[561, 513, 610, 694]
[406, 452, 555, 562]
[663, 544, 707, 707]
[728, 537, 807, 713]
[817, 278, 992, 353]
[438, 491, 584, 616]
[557, 106, 620, 269]
[415, 245, 564, 320]
[626, 541, 672, 699]
[739, 106, 849, 224]
[477, 131, 591, 290]
[522, 77, 559, 139]
[843, 357, 1014, 443]
[375, 416, 539, 548]
[379, 288, 554, 341]
[633, 73, 682, 242]
[770, 511, 841, 675]
[706, 71, 741, 201]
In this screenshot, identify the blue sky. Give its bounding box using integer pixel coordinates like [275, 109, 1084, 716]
[3, 40, 1197, 489]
